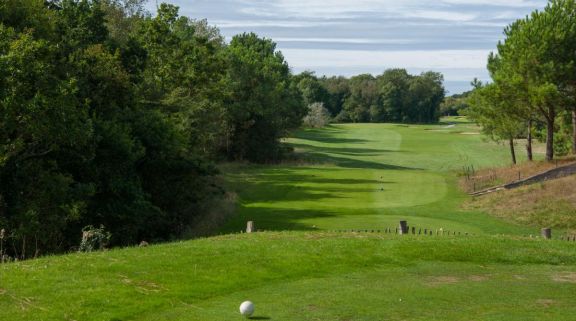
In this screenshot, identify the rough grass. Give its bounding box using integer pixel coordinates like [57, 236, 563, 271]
[465, 175, 576, 234]
[460, 157, 576, 193]
[1, 232, 576, 321]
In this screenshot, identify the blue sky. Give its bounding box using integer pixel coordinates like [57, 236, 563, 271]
[145, 0, 547, 94]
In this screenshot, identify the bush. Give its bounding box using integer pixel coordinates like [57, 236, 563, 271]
[303, 102, 332, 128]
[79, 225, 111, 252]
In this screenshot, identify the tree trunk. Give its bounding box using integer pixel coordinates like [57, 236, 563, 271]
[526, 119, 533, 161]
[546, 117, 555, 161]
[572, 110, 576, 155]
[509, 137, 517, 165]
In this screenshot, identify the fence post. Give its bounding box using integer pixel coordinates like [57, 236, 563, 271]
[399, 221, 408, 235]
[541, 228, 552, 240]
[246, 221, 254, 233]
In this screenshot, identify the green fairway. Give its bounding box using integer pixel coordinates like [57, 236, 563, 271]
[222, 119, 537, 235]
[2, 233, 576, 321]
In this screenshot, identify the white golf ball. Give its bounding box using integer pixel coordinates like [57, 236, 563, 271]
[239, 301, 255, 317]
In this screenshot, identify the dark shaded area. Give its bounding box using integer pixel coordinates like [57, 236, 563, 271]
[298, 152, 418, 171]
[220, 207, 338, 233]
[291, 143, 397, 157]
[293, 129, 369, 145]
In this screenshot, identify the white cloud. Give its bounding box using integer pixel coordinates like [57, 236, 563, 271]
[281, 48, 490, 69]
[211, 20, 342, 28]
[274, 37, 416, 45]
[406, 10, 477, 22]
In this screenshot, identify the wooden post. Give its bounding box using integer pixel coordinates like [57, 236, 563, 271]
[399, 221, 408, 235]
[541, 228, 552, 240]
[246, 221, 254, 233]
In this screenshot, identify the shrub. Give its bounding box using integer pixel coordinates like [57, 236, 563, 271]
[79, 225, 111, 252]
[303, 102, 331, 128]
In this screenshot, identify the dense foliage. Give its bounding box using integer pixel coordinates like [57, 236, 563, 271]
[468, 0, 576, 162]
[295, 70, 446, 124]
[0, 0, 306, 257]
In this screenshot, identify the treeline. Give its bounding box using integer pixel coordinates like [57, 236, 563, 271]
[468, 0, 576, 163]
[0, 0, 447, 258]
[0, 0, 307, 257]
[295, 70, 446, 124]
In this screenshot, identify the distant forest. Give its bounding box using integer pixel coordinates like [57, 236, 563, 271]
[0, 0, 446, 257]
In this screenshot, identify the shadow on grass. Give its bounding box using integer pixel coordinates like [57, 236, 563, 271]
[249, 317, 271, 320]
[290, 143, 397, 157]
[293, 129, 368, 145]
[301, 152, 418, 170]
[230, 170, 396, 203]
[220, 207, 339, 232]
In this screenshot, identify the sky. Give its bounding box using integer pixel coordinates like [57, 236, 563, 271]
[145, 0, 547, 95]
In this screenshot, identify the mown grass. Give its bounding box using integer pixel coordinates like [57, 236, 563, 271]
[1, 232, 576, 320]
[221, 120, 540, 236]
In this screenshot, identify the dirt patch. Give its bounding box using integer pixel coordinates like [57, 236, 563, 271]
[552, 272, 576, 283]
[468, 275, 490, 282]
[460, 132, 480, 135]
[425, 276, 460, 286]
[536, 299, 557, 308]
[307, 304, 319, 311]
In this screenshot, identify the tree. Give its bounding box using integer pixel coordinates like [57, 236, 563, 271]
[468, 83, 525, 164]
[303, 102, 331, 128]
[225, 33, 305, 162]
[294, 71, 330, 108]
[377, 69, 411, 122]
[343, 74, 378, 123]
[492, 1, 576, 161]
[319, 76, 350, 117]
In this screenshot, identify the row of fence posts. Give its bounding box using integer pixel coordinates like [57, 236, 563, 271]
[244, 220, 470, 237]
[542, 227, 576, 242]
[245, 221, 574, 242]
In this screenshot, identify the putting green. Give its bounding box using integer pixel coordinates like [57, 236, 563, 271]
[222, 119, 537, 235]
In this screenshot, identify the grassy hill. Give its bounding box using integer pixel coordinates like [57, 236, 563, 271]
[3, 118, 574, 321]
[2, 233, 576, 320]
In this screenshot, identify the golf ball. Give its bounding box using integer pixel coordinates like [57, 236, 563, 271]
[239, 301, 255, 317]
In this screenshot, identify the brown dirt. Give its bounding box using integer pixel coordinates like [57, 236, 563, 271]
[536, 299, 557, 308]
[468, 275, 490, 282]
[552, 272, 576, 283]
[425, 276, 460, 286]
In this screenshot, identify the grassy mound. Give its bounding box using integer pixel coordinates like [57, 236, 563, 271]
[1, 232, 575, 320]
[466, 175, 576, 234]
